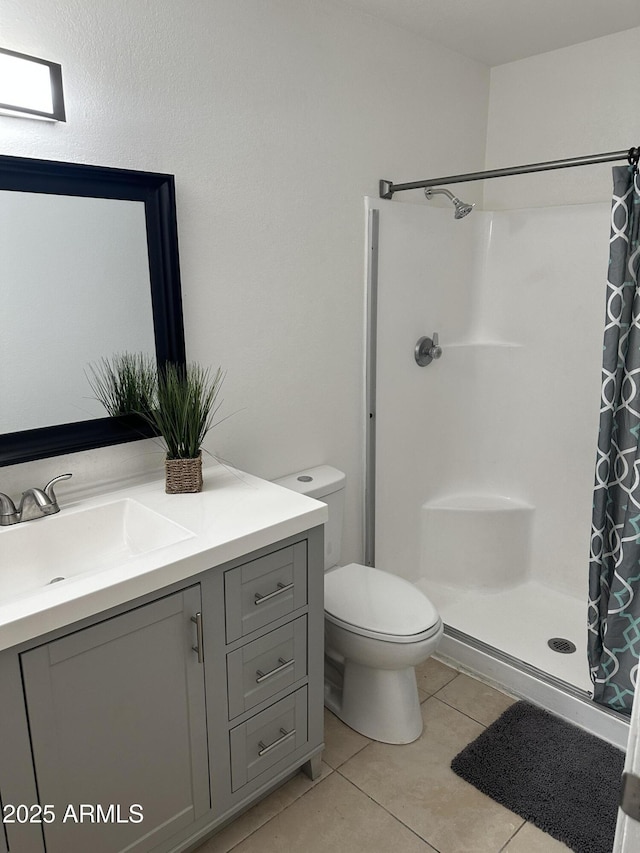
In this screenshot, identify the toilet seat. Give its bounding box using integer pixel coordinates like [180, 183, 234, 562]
[325, 609, 442, 644]
[324, 563, 441, 644]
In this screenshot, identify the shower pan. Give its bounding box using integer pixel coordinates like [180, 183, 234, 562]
[366, 183, 630, 746]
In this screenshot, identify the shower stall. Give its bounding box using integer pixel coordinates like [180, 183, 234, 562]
[367, 149, 640, 748]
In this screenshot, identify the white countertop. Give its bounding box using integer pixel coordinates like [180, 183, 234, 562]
[0, 463, 327, 652]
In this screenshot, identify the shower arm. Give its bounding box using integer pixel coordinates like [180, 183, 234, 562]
[379, 147, 640, 199]
[424, 187, 455, 201]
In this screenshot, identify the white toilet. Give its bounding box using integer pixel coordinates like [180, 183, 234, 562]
[274, 465, 443, 744]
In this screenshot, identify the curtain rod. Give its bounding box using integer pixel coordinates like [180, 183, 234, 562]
[379, 147, 640, 199]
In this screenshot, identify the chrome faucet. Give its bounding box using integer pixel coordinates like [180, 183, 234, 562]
[0, 474, 72, 526]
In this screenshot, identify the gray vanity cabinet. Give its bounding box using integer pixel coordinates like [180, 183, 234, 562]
[0, 525, 324, 853]
[19, 585, 210, 853]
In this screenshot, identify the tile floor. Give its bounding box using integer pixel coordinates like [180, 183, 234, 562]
[195, 660, 571, 853]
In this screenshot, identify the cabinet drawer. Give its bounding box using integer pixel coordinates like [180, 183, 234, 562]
[224, 542, 307, 642]
[229, 687, 308, 792]
[227, 616, 307, 719]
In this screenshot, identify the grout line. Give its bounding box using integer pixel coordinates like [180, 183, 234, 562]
[416, 666, 460, 698]
[211, 769, 336, 852]
[334, 769, 443, 852]
[497, 820, 528, 852]
[428, 693, 493, 729]
[325, 737, 373, 771]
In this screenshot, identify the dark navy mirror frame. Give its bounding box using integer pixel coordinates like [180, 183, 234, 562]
[0, 155, 186, 467]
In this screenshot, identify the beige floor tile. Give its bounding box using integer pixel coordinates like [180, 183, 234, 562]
[194, 763, 333, 852]
[435, 673, 515, 726]
[415, 657, 459, 697]
[322, 708, 371, 769]
[340, 696, 523, 853]
[502, 821, 572, 852]
[225, 771, 436, 852]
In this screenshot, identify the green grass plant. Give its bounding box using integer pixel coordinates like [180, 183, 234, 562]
[145, 362, 225, 460]
[86, 352, 157, 417]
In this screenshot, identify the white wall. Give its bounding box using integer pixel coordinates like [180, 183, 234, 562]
[1, 0, 489, 563]
[485, 27, 640, 210]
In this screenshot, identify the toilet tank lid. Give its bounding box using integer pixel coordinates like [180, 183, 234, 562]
[273, 465, 345, 499]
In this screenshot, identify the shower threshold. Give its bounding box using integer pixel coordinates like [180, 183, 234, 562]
[437, 624, 629, 750]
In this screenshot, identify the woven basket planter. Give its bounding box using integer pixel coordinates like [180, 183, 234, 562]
[165, 453, 203, 494]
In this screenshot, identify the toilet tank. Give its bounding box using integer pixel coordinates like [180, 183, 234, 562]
[273, 465, 346, 571]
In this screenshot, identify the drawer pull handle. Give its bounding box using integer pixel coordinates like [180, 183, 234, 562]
[254, 581, 294, 606]
[191, 612, 204, 663]
[256, 656, 294, 684]
[257, 727, 296, 757]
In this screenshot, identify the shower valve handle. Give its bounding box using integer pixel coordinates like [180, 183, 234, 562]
[429, 333, 443, 360]
[414, 333, 442, 367]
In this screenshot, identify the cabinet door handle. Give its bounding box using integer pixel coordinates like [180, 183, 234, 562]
[255, 656, 294, 684]
[254, 581, 294, 606]
[191, 612, 204, 663]
[257, 727, 295, 757]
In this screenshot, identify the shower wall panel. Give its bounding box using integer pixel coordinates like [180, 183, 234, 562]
[372, 197, 610, 599]
[480, 203, 608, 595]
[371, 198, 486, 582]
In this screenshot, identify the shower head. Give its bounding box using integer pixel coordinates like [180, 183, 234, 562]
[424, 187, 474, 219]
[452, 198, 475, 219]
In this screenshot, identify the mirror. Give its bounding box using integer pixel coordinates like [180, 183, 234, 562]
[0, 155, 186, 466]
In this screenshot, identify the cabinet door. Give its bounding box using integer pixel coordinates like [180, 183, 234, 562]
[21, 586, 209, 853]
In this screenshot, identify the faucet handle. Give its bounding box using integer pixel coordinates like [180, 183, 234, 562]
[44, 473, 72, 503]
[414, 332, 443, 366]
[429, 333, 443, 360]
[0, 492, 18, 525]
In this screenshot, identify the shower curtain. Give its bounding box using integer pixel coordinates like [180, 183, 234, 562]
[589, 164, 640, 713]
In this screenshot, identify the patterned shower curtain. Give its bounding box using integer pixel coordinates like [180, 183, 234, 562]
[589, 164, 640, 713]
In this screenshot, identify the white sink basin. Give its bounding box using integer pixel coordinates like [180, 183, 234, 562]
[0, 499, 194, 601]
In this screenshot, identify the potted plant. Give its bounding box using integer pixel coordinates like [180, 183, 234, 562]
[87, 354, 225, 494]
[144, 361, 225, 494]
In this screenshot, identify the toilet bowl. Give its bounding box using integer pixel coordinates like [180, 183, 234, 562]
[324, 563, 442, 743]
[274, 466, 443, 745]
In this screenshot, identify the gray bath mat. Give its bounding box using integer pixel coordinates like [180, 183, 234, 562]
[451, 701, 624, 853]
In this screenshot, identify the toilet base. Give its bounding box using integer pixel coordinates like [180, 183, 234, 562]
[324, 658, 423, 744]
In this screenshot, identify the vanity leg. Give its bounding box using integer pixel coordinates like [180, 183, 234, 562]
[302, 753, 323, 781]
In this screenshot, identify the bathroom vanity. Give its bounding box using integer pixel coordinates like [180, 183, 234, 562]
[0, 464, 327, 853]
